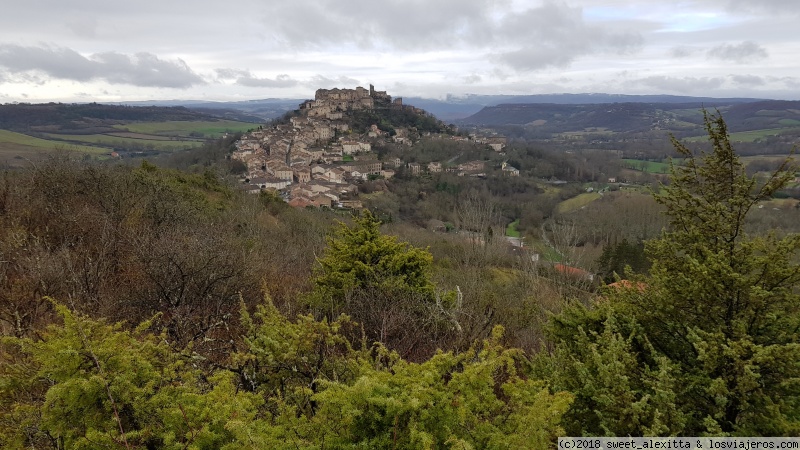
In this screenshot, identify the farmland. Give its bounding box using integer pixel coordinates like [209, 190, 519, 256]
[555, 192, 602, 214]
[683, 127, 800, 143]
[621, 158, 675, 173]
[42, 133, 203, 151]
[0, 130, 109, 167]
[113, 120, 256, 137]
[0, 117, 257, 163]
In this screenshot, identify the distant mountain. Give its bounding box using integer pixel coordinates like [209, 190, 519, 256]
[713, 100, 800, 131]
[108, 98, 306, 122]
[104, 93, 778, 125]
[0, 103, 218, 133]
[457, 99, 800, 135]
[404, 93, 768, 122]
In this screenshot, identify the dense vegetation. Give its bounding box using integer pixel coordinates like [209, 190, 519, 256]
[349, 107, 453, 135]
[542, 113, 800, 435]
[0, 103, 216, 133]
[2, 112, 800, 447]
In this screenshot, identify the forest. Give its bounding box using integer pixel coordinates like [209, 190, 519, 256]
[1, 112, 800, 448]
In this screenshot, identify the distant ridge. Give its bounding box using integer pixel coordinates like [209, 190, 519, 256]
[99, 93, 774, 124]
[401, 93, 769, 122]
[457, 99, 800, 134]
[105, 98, 305, 122]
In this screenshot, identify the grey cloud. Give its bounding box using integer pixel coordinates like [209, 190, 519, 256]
[215, 68, 249, 80]
[780, 77, 800, 89]
[0, 71, 48, 86]
[463, 74, 482, 84]
[491, 68, 510, 81]
[707, 41, 768, 63]
[264, 0, 494, 50]
[494, 2, 643, 70]
[729, 74, 765, 86]
[724, 0, 800, 15]
[634, 75, 725, 93]
[66, 17, 98, 39]
[264, 0, 641, 72]
[307, 75, 362, 88]
[670, 46, 696, 58]
[237, 74, 298, 88]
[0, 44, 204, 88]
[214, 68, 298, 88]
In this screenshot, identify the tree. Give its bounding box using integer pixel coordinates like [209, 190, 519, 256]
[311, 209, 436, 314]
[543, 111, 800, 436]
[0, 301, 252, 449]
[596, 239, 649, 284]
[312, 326, 573, 449]
[310, 210, 457, 359]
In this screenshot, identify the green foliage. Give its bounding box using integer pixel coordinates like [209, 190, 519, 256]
[1, 297, 572, 449]
[349, 108, 447, 135]
[313, 326, 572, 449]
[234, 294, 364, 417]
[308, 210, 459, 359]
[311, 209, 436, 313]
[133, 161, 234, 218]
[542, 302, 686, 436]
[596, 239, 649, 283]
[544, 111, 800, 436]
[0, 301, 251, 449]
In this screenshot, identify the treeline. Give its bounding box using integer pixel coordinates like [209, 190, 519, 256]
[366, 139, 625, 236]
[349, 107, 452, 135]
[0, 103, 216, 132]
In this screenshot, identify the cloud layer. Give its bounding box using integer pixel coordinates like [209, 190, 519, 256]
[0, 0, 796, 101]
[0, 44, 203, 88]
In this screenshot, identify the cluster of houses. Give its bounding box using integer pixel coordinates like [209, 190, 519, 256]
[231, 85, 518, 208]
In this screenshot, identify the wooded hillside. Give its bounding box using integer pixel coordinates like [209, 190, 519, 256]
[2, 113, 800, 447]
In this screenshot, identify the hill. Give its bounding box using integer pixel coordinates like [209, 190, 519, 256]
[94, 93, 772, 124]
[110, 98, 302, 122]
[0, 103, 223, 133]
[459, 100, 800, 136]
[0, 103, 257, 165]
[403, 93, 766, 122]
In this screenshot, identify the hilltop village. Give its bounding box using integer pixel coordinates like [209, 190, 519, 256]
[231, 85, 509, 208]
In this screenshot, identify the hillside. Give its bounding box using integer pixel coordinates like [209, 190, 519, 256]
[111, 98, 301, 122]
[0, 103, 257, 165]
[405, 93, 765, 121]
[0, 102, 236, 132]
[459, 99, 800, 139]
[88, 93, 773, 124]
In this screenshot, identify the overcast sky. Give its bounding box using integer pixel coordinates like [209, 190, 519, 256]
[1, 0, 797, 103]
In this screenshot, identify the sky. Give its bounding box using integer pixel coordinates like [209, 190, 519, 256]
[1, 0, 798, 103]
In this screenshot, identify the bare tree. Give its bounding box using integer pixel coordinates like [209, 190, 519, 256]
[455, 189, 506, 265]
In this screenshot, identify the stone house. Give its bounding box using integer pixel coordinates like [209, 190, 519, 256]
[293, 167, 311, 183]
[266, 160, 293, 181]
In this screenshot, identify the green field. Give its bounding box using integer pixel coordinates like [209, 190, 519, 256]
[44, 133, 203, 151]
[556, 192, 602, 214]
[741, 154, 795, 164]
[684, 127, 800, 143]
[0, 119, 256, 159]
[506, 219, 521, 237]
[0, 130, 105, 154]
[113, 120, 256, 137]
[622, 158, 678, 173]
